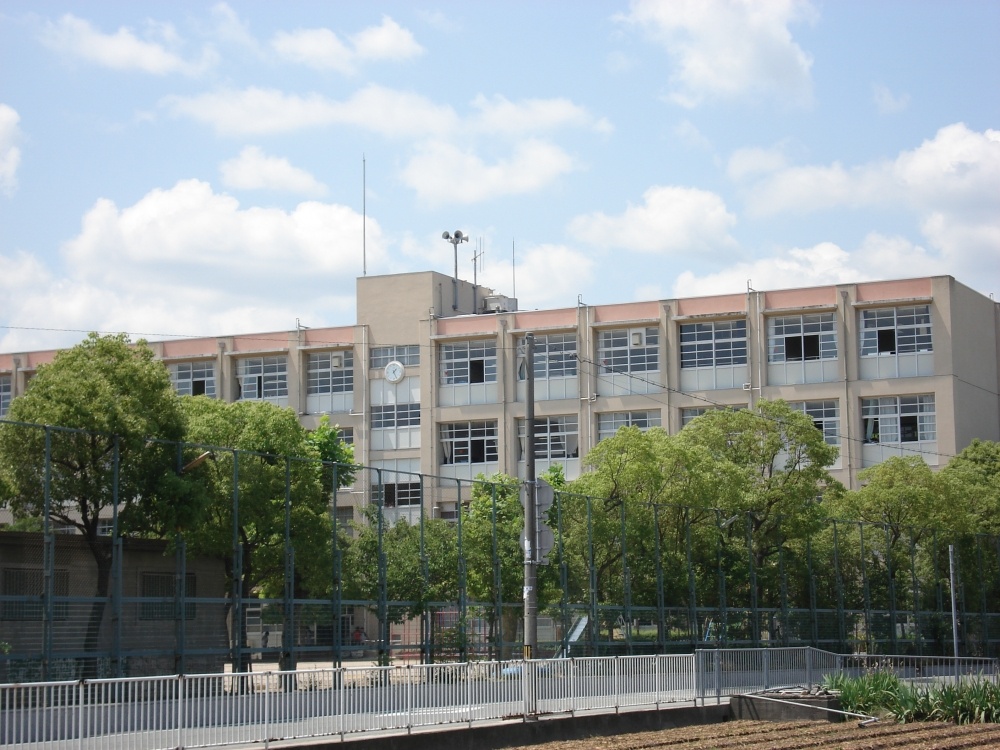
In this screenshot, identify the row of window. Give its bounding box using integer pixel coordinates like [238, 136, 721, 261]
[433, 395, 936, 467]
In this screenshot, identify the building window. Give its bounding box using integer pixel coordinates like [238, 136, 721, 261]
[338, 427, 354, 444]
[335, 506, 355, 535]
[237, 356, 287, 399]
[371, 345, 420, 368]
[140, 572, 197, 621]
[860, 306, 932, 356]
[372, 481, 422, 507]
[440, 340, 497, 385]
[169, 362, 216, 397]
[681, 407, 708, 427]
[0, 374, 11, 417]
[680, 320, 747, 368]
[308, 351, 354, 394]
[768, 314, 837, 362]
[518, 333, 577, 380]
[1, 568, 69, 621]
[518, 416, 579, 460]
[862, 395, 936, 444]
[789, 400, 840, 445]
[597, 327, 659, 373]
[371, 403, 421, 429]
[440, 421, 499, 465]
[597, 410, 661, 442]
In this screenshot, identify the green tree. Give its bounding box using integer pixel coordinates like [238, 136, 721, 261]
[179, 397, 329, 668]
[941, 439, 1000, 535]
[0, 333, 190, 665]
[306, 415, 356, 495]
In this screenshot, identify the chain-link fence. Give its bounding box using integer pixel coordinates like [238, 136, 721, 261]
[1, 419, 998, 682]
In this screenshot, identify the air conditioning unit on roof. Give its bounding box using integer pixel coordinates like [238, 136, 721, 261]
[483, 295, 518, 313]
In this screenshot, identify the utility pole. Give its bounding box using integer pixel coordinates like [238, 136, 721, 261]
[523, 332, 537, 661]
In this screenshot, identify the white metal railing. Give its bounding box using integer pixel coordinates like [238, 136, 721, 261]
[1, 648, 996, 750]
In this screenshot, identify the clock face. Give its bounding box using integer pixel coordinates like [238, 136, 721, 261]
[384, 360, 405, 384]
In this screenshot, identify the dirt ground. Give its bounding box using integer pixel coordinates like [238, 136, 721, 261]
[524, 720, 1000, 749]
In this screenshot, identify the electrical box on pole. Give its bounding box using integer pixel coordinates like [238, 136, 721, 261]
[521, 477, 555, 564]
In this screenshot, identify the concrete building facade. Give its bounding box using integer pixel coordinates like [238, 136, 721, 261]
[2, 272, 999, 524]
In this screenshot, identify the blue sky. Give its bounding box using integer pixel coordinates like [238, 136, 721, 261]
[1, 1, 998, 353]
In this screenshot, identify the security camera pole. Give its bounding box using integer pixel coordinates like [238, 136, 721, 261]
[524, 332, 537, 661]
[442, 230, 467, 311]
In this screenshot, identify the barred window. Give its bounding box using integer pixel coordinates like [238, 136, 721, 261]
[307, 351, 354, 394]
[237, 356, 287, 399]
[597, 410, 661, 442]
[680, 320, 747, 368]
[440, 340, 497, 385]
[371, 345, 420, 368]
[789, 400, 840, 445]
[140, 572, 197, 621]
[518, 333, 577, 380]
[170, 362, 216, 397]
[518, 416, 579, 460]
[768, 314, 837, 362]
[862, 395, 936, 444]
[372, 482, 422, 507]
[597, 327, 659, 374]
[371, 403, 421, 429]
[1, 568, 69, 621]
[860, 306, 933, 356]
[0, 374, 11, 417]
[440, 421, 499, 464]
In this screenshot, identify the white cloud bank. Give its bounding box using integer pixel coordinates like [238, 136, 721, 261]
[39, 14, 216, 75]
[0, 104, 22, 196]
[0, 180, 380, 352]
[220, 147, 327, 195]
[271, 15, 424, 73]
[568, 185, 738, 256]
[620, 0, 816, 108]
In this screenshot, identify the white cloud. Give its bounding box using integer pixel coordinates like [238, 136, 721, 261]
[39, 14, 216, 75]
[727, 144, 788, 181]
[873, 83, 910, 114]
[162, 85, 458, 137]
[469, 94, 608, 135]
[220, 146, 328, 195]
[271, 15, 422, 73]
[0, 104, 22, 196]
[0, 180, 381, 351]
[211, 2, 262, 53]
[674, 120, 712, 151]
[352, 15, 424, 62]
[568, 185, 738, 255]
[400, 139, 576, 205]
[620, 0, 815, 108]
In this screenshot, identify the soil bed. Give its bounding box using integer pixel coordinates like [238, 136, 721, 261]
[518, 719, 1000, 749]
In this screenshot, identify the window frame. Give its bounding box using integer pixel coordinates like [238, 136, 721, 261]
[307, 350, 354, 395]
[370, 403, 421, 429]
[789, 400, 840, 445]
[518, 333, 578, 380]
[680, 319, 748, 369]
[439, 340, 498, 385]
[236, 356, 288, 400]
[767, 314, 837, 363]
[440, 420, 499, 465]
[597, 326, 660, 374]
[0, 374, 11, 417]
[371, 345, 420, 368]
[518, 415, 580, 460]
[860, 305, 933, 357]
[596, 410, 661, 441]
[862, 395, 936, 444]
[169, 361, 216, 397]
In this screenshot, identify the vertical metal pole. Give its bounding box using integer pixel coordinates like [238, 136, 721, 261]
[620, 497, 632, 653]
[283, 457, 296, 671]
[376, 469, 388, 665]
[419, 474, 429, 664]
[111, 436, 122, 676]
[331, 464, 342, 667]
[747, 512, 758, 647]
[231, 450, 243, 675]
[42, 427, 54, 681]
[587, 494, 598, 653]
[523, 332, 537, 661]
[807, 536, 818, 648]
[859, 523, 872, 653]
[832, 520, 846, 652]
[456, 479, 467, 662]
[885, 524, 897, 654]
[686, 507, 697, 647]
[715, 510, 726, 647]
[778, 515, 789, 647]
[949, 544, 959, 680]
[490, 483, 502, 660]
[557, 489, 570, 657]
[909, 530, 921, 656]
[653, 505, 665, 652]
[175, 535, 187, 675]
